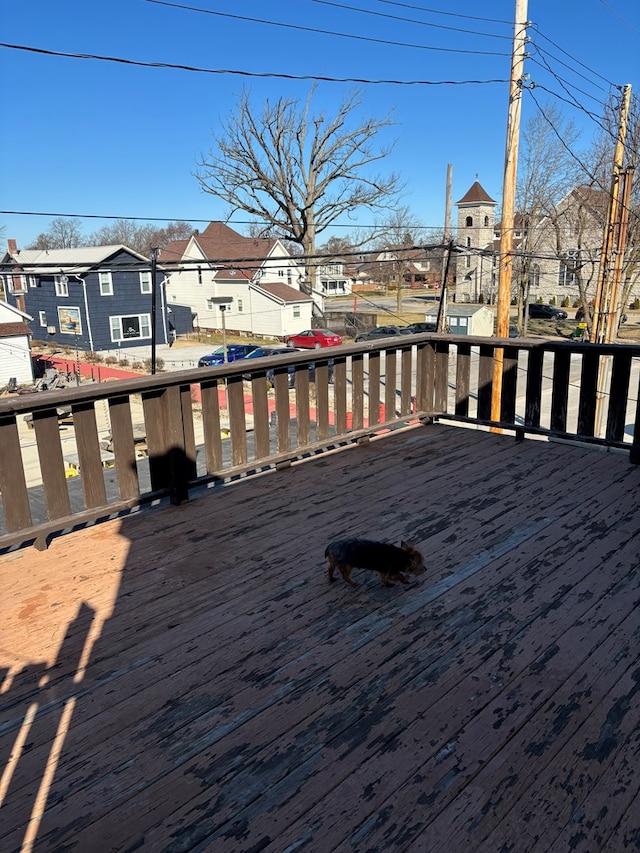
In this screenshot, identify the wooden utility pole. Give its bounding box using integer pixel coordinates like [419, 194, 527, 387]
[444, 163, 453, 240]
[591, 84, 632, 344]
[491, 0, 528, 426]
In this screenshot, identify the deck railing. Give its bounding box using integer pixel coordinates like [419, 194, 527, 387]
[1, 334, 639, 551]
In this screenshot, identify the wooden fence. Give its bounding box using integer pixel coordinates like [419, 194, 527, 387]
[1, 335, 639, 551]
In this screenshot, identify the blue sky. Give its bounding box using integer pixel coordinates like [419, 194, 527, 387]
[1, 0, 639, 249]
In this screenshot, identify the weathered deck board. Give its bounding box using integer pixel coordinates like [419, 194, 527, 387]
[1, 424, 639, 852]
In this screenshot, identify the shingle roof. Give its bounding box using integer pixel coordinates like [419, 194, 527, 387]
[456, 181, 497, 206]
[2, 245, 150, 274]
[161, 222, 281, 278]
[0, 322, 31, 338]
[254, 283, 313, 304]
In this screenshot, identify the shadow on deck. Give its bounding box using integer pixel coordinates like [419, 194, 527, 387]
[2, 424, 639, 852]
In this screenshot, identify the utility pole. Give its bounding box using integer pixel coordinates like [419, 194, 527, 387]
[591, 84, 632, 344]
[491, 0, 528, 426]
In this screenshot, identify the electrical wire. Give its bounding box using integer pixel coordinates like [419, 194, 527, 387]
[529, 23, 618, 89]
[0, 43, 509, 87]
[311, 0, 514, 41]
[598, 0, 640, 37]
[368, 0, 514, 26]
[143, 0, 511, 57]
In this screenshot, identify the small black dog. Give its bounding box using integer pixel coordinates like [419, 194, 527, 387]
[325, 538, 425, 588]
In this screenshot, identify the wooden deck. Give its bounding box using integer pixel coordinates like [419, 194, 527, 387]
[2, 423, 639, 852]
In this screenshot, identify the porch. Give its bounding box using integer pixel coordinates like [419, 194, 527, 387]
[2, 423, 639, 852]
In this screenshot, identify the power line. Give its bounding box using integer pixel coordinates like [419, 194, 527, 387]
[311, 0, 514, 41]
[369, 0, 514, 26]
[143, 0, 511, 57]
[598, 0, 640, 37]
[0, 43, 509, 87]
[529, 24, 618, 89]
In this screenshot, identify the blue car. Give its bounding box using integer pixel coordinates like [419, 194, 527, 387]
[197, 344, 260, 367]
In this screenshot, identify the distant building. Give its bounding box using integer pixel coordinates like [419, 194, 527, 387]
[160, 222, 313, 339]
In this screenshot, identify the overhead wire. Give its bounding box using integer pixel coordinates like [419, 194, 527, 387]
[0, 43, 508, 87]
[142, 0, 511, 57]
[367, 0, 513, 26]
[311, 0, 514, 41]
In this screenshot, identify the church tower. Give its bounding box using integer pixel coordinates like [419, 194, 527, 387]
[455, 179, 497, 302]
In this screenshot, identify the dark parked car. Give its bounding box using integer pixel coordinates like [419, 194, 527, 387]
[354, 325, 414, 342]
[404, 322, 437, 334]
[528, 304, 568, 321]
[197, 344, 260, 367]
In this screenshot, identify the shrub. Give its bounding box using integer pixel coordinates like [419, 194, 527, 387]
[104, 356, 118, 365]
[633, 299, 640, 310]
[561, 296, 570, 308]
[478, 292, 485, 304]
[550, 296, 556, 306]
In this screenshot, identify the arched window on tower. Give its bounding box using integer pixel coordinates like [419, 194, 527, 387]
[465, 216, 473, 227]
[484, 216, 489, 227]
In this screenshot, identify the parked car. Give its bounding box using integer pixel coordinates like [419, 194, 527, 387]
[197, 344, 260, 367]
[528, 304, 568, 321]
[354, 325, 414, 342]
[285, 329, 343, 349]
[267, 360, 334, 389]
[404, 322, 437, 334]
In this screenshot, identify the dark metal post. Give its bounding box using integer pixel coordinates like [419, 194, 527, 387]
[150, 247, 158, 374]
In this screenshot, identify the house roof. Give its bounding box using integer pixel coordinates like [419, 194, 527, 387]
[2, 245, 151, 274]
[254, 283, 313, 304]
[161, 222, 282, 279]
[425, 304, 493, 318]
[0, 321, 31, 338]
[456, 180, 497, 206]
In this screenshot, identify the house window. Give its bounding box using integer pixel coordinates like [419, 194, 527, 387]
[197, 267, 202, 285]
[99, 272, 113, 296]
[54, 275, 69, 297]
[293, 305, 301, 318]
[287, 269, 292, 285]
[29, 275, 37, 289]
[484, 216, 489, 227]
[529, 264, 540, 289]
[109, 314, 151, 342]
[237, 299, 244, 312]
[278, 269, 284, 277]
[140, 271, 152, 294]
[558, 251, 579, 287]
[39, 311, 47, 327]
[466, 216, 473, 227]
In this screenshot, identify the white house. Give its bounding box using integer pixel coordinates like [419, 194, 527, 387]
[0, 300, 34, 388]
[316, 258, 353, 296]
[160, 222, 314, 339]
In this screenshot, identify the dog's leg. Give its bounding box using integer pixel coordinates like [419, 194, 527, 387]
[339, 564, 358, 587]
[328, 557, 337, 583]
[380, 573, 395, 587]
[396, 573, 410, 584]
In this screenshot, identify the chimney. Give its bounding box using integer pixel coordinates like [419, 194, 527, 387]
[8, 238, 18, 255]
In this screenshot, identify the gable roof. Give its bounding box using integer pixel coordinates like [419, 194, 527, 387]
[456, 180, 497, 206]
[161, 222, 282, 279]
[2, 245, 151, 274]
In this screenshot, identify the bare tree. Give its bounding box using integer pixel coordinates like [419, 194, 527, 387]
[195, 86, 403, 298]
[515, 104, 583, 328]
[27, 217, 86, 250]
[87, 220, 194, 255]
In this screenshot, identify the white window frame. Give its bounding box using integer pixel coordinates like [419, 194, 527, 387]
[39, 311, 47, 327]
[140, 271, 152, 294]
[109, 313, 151, 342]
[237, 298, 244, 312]
[99, 271, 113, 296]
[54, 275, 69, 297]
[29, 275, 37, 289]
[293, 304, 301, 318]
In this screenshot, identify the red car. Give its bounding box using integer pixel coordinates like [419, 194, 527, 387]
[285, 328, 343, 349]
